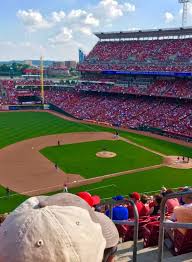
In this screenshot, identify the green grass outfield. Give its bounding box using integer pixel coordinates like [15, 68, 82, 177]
[0, 111, 191, 213]
[40, 140, 162, 178]
[70, 167, 192, 198]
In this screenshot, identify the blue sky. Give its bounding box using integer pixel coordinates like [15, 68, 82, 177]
[0, 0, 191, 61]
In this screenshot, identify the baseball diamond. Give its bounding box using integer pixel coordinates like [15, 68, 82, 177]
[0, 111, 191, 214]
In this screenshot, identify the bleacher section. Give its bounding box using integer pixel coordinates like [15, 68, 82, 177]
[78, 39, 192, 73]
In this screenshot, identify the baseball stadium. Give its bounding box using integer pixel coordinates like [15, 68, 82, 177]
[0, 25, 192, 261]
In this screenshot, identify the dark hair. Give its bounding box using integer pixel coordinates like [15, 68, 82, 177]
[165, 188, 174, 195]
[140, 194, 148, 204]
[102, 246, 117, 262]
[154, 194, 163, 205]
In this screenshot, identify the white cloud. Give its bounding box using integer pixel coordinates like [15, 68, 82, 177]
[99, 0, 123, 17]
[68, 9, 87, 19]
[13, 1, 137, 60]
[164, 12, 174, 23]
[49, 27, 73, 45]
[84, 13, 99, 27]
[97, 0, 135, 19]
[79, 27, 92, 35]
[124, 3, 136, 13]
[51, 11, 66, 23]
[17, 9, 51, 31]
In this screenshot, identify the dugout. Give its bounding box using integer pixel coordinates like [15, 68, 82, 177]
[17, 95, 42, 104]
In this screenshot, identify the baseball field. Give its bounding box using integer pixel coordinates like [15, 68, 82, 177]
[0, 111, 191, 213]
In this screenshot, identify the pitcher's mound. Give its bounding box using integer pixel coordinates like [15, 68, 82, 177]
[96, 151, 117, 158]
[164, 156, 192, 169]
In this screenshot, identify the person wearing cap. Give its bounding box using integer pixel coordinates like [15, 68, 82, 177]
[128, 192, 146, 218]
[0, 193, 119, 262]
[63, 183, 68, 193]
[105, 196, 129, 221]
[77, 191, 101, 207]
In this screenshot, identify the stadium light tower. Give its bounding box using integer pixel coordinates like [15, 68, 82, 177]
[178, 0, 190, 27]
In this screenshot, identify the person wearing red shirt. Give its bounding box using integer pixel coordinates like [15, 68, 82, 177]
[128, 192, 147, 218]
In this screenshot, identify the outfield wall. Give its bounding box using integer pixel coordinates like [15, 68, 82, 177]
[0, 104, 46, 111]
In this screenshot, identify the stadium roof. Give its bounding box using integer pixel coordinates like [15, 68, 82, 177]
[94, 27, 192, 40]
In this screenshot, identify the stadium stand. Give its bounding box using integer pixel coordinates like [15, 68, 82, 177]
[0, 81, 191, 139]
[78, 28, 192, 73]
[76, 79, 192, 99]
[78, 38, 192, 73]
[0, 28, 191, 141]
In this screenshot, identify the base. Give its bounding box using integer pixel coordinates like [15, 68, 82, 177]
[164, 156, 192, 169]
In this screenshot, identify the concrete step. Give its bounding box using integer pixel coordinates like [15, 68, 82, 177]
[164, 253, 192, 262]
[115, 240, 192, 262]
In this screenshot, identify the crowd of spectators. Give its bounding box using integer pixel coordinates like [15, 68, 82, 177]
[78, 39, 192, 73]
[0, 80, 17, 105]
[76, 79, 192, 99]
[0, 79, 191, 138]
[39, 90, 192, 138]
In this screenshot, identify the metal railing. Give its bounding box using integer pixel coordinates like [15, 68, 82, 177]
[106, 199, 139, 262]
[158, 191, 192, 262]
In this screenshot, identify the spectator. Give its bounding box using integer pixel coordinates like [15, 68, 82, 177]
[77, 191, 101, 207]
[140, 194, 150, 216]
[0, 193, 119, 262]
[105, 196, 129, 220]
[164, 189, 180, 214]
[182, 192, 192, 208]
[160, 186, 167, 197]
[166, 192, 192, 241]
[128, 192, 145, 218]
[149, 194, 163, 216]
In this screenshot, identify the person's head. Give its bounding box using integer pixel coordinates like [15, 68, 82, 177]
[182, 193, 192, 204]
[130, 192, 140, 202]
[112, 195, 124, 201]
[0, 193, 119, 262]
[160, 186, 167, 196]
[77, 191, 101, 207]
[164, 188, 174, 195]
[153, 194, 163, 206]
[103, 246, 118, 262]
[140, 194, 149, 204]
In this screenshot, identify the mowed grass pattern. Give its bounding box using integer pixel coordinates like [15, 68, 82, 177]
[40, 140, 162, 178]
[0, 111, 93, 149]
[120, 131, 192, 157]
[0, 111, 191, 212]
[70, 167, 192, 199]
